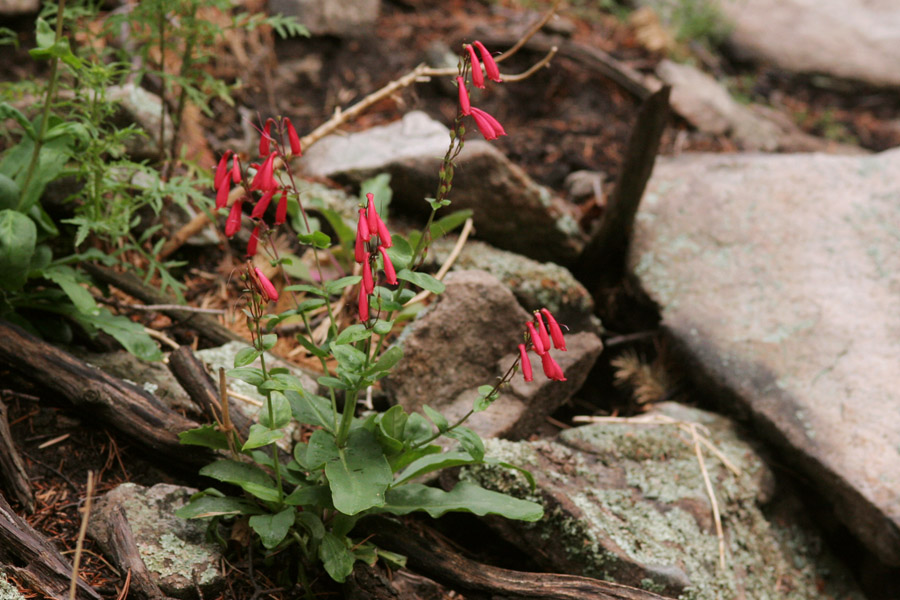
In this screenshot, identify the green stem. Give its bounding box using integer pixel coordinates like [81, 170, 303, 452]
[18, 0, 67, 211]
[335, 385, 358, 448]
[256, 314, 284, 504]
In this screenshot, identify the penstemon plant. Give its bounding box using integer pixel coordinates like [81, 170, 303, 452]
[177, 41, 569, 586]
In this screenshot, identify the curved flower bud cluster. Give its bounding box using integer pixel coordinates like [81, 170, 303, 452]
[212, 117, 304, 257]
[355, 192, 397, 322]
[457, 41, 506, 141]
[520, 308, 567, 382]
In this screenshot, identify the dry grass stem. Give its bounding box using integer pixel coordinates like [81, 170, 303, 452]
[690, 424, 727, 571]
[68, 470, 95, 600]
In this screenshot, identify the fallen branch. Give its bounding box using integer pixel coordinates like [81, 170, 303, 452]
[357, 516, 669, 600]
[0, 491, 101, 600]
[0, 320, 214, 470]
[82, 263, 243, 347]
[0, 399, 34, 513]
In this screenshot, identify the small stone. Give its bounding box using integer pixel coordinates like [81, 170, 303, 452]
[563, 170, 603, 204]
[0, 0, 39, 15]
[107, 84, 173, 160]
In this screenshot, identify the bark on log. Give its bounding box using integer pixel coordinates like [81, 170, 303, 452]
[82, 263, 243, 347]
[357, 517, 669, 600]
[99, 506, 169, 600]
[0, 320, 214, 470]
[0, 399, 34, 513]
[168, 346, 252, 438]
[0, 491, 101, 600]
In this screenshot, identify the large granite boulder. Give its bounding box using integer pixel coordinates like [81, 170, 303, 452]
[299, 111, 585, 264]
[629, 148, 900, 565]
[462, 403, 864, 599]
[718, 0, 900, 88]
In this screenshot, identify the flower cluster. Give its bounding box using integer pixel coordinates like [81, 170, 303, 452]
[213, 118, 303, 257]
[457, 41, 506, 141]
[519, 309, 567, 382]
[355, 192, 397, 322]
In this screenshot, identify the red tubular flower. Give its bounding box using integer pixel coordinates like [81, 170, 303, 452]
[541, 308, 567, 351]
[540, 352, 566, 381]
[375, 214, 392, 249]
[275, 190, 288, 225]
[246, 225, 260, 257]
[259, 119, 274, 157]
[362, 254, 374, 294]
[379, 247, 397, 285]
[215, 151, 232, 190]
[254, 267, 279, 302]
[456, 76, 471, 116]
[534, 312, 551, 352]
[366, 193, 378, 233]
[354, 229, 368, 264]
[358, 285, 369, 322]
[216, 181, 231, 210]
[232, 155, 242, 184]
[251, 189, 275, 219]
[465, 44, 485, 89]
[225, 200, 243, 237]
[284, 117, 302, 156]
[356, 207, 371, 242]
[526, 322, 546, 355]
[250, 152, 278, 192]
[518, 344, 533, 382]
[469, 107, 506, 141]
[473, 41, 502, 83]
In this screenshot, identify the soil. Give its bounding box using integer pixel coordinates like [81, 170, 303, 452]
[2, 0, 900, 599]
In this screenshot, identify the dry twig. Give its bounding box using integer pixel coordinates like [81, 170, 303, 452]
[68, 470, 95, 600]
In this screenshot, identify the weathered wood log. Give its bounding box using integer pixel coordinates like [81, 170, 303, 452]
[574, 85, 671, 290]
[357, 517, 669, 600]
[168, 346, 252, 438]
[0, 320, 214, 470]
[0, 399, 34, 513]
[82, 263, 243, 347]
[100, 506, 169, 600]
[0, 491, 101, 600]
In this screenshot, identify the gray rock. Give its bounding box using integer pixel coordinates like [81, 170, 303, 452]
[0, 0, 38, 15]
[107, 84, 172, 160]
[299, 111, 585, 264]
[462, 403, 865, 599]
[427, 238, 598, 332]
[89, 483, 223, 599]
[717, 0, 900, 88]
[656, 59, 781, 151]
[0, 572, 25, 600]
[384, 270, 602, 440]
[268, 0, 379, 37]
[630, 148, 900, 564]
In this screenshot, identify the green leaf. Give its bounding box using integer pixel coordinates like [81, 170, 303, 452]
[385, 236, 412, 271]
[284, 484, 331, 508]
[242, 482, 281, 502]
[360, 173, 392, 217]
[65, 307, 162, 362]
[445, 426, 485, 461]
[249, 507, 295, 549]
[388, 444, 441, 474]
[178, 425, 229, 450]
[0, 173, 20, 210]
[319, 532, 355, 583]
[200, 459, 274, 489]
[372, 319, 394, 335]
[286, 391, 334, 432]
[430, 209, 473, 240]
[42, 266, 95, 313]
[0, 209, 36, 291]
[242, 423, 284, 450]
[367, 346, 402, 375]
[297, 230, 331, 249]
[402, 413, 433, 445]
[325, 428, 392, 515]
[306, 429, 339, 470]
[474, 385, 499, 413]
[319, 208, 355, 250]
[317, 375, 348, 390]
[393, 451, 479, 486]
[378, 405, 408, 441]
[422, 405, 448, 432]
[283, 284, 329, 297]
[396, 269, 445, 295]
[294, 333, 329, 359]
[227, 367, 265, 386]
[261, 333, 278, 351]
[381, 482, 543, 521]
[335, 324, 371, 345]
[330, 343, 367, 371]
[258, 392, 291, 429]
[325, 276, 361, 295]
[234, 346, 261, 368]
[176, 495, 263, 519]
[295, 511, 326, 540]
